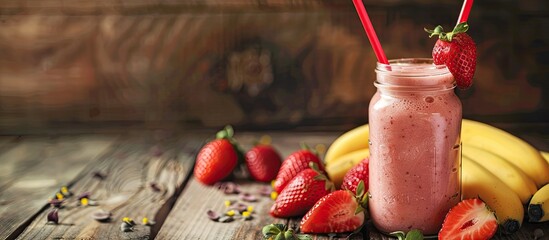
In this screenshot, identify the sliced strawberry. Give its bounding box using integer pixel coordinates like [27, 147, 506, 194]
[426, 22, 477, 89]
[245, 145, 282, 182]
[270, 166, 333, 218]
[438, 198, 498, 240]
[273, 147, 324, 193]
[342, 158, 369, 194]
[194, 126, 241, 185]
[300, 190, 365, 233]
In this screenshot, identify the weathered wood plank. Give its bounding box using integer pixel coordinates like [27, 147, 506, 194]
[14, 133, 203, 240]
[156, 132, 337, 239]
[0, 135, 118, 240]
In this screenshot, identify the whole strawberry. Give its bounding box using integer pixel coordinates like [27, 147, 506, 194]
[245, 145, 282, 182]
[300, 181, 368, 233]
[270, 164, 333, 218]
[273, 146, 324, 193]
[425, 22, 477, 89]
[194, 126, 241, 185]
[342, 158, 369, 194]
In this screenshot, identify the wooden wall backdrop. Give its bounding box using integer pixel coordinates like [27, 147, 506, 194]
[0, 0, 547, 133]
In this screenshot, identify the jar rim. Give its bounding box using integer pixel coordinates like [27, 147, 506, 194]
[376, 58, 450, 77]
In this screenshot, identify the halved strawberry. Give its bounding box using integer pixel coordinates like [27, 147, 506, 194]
[438, 198, 498, 240]
[270, 164, 333, 218]
[273, 146, 324, 193]
[426, 22, 477, 89]
[300, 186, 367, 234]
[342, 158, 369, 194]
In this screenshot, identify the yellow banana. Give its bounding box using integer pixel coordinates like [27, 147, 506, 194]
[325, 148, 369, 188]
[462, 156, 524, 234]
[324, 124, 369, 165]
[542, 151, 549, 164]
[528, 183, 549, 222]
[462, 144, 537, 204]
[461, 119, 549, 187]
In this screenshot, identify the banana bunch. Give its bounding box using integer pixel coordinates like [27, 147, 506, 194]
[528, 152, 549, 223]
[461, 156, 524, 234]
[324, 119, 549, 233]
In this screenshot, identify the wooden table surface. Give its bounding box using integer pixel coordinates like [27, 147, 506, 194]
[0, 128, 548, 240]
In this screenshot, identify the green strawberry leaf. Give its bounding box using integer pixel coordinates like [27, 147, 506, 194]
[405, 229, 424, 240]
[424, 22, 469, 42]
[262, 223, 282, 238]
[356, 181, 365, 199]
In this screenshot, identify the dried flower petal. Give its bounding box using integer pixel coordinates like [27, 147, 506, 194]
[91, 209, 112, 222]
[207, 210, 220, 221]
[120, 222, 133, 232]
[48, 198, 64, 208]
[47, 209, 59, 224]
[229, 202, 248, 213]
[216, 182, 241, 194]
[218, 216, 233, 223]
[224, 200, 232, 207]
[247, 206, 254, 213]
[150, 146, 163, 157]
[142, 217, 156, 226]
[239, 193, 258, 202]
[77, 192, 92, 200]
[92, 171, 107, 180]
[259, 185, 273, 196]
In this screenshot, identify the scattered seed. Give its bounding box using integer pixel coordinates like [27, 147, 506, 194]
[270, 191, 278, 200]
[48, 199, 64, 208]
[239, 193, 258, 202]
[122, 217, 136, 226]
[60, 186, 73, 197]
[242, 211, 253, 220]
[207, 210, 220, 221]
[218, 216, 233, 223]
[120, 222, 133, 232]
[55, 193, 64, 200]
[142, 217, 156, 226]
[91, 209, 112, 222]
[77, 192, 92, 200]
[47, 209, 59, 224]
[229, 202, 248, 213]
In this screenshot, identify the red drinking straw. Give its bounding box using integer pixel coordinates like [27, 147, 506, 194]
[352, 0, 389, 64]
[457, 0, 474, 24]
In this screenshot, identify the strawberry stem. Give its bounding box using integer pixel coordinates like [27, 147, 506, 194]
[424, 22, 469, 42]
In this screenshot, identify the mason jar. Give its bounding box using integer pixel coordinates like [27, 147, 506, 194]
[368, 58, 462, 235]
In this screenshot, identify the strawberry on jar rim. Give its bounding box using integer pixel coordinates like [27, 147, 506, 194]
[425, 22, 477, 89]
[193, 126, 242, 185]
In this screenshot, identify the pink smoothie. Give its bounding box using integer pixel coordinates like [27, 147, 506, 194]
[368, 59, 462, 235]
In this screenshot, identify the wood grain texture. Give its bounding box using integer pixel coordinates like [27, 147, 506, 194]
[0, 135, 117, 240]
[14, 133, 204, 240]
